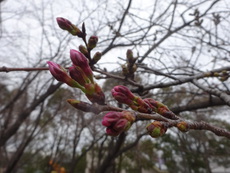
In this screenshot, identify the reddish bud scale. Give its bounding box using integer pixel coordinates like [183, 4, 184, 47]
[177, 121, 189, 132]
[85, 83, 105, 105]
[134, 97, 152, 113]
[102, 111, 135, 136]
[146, 121, 167, 138]
[144, 98, 178, 120]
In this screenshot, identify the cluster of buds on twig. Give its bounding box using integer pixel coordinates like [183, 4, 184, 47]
[102, 111, 135, 136]
[110, 85, 182, 137]
[47, 49, 105, 105]
[78, 36, 101, 65]
[49, 16, 188, 139]
[48, 17, 105, 105]
[57, 17, 101, 66]
[205, 70, 229, 82]
[121, 49, 138, 79]
[112, 85, 178, 120]
[112, 85, 152, 113]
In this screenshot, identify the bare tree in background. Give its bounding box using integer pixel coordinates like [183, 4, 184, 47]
[1, 0, 230, 173]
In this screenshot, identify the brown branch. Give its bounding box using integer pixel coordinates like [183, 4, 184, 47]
[94, 69, 143, 87]
[0, 66, 49, 72]
[192, 79, 230, 106]
[171, 97, 226, 114]
[132, 66, 230, 92]
[68, 100, 230, 139]
[138, 0, 220, 63]
[188, 121, 230, 139]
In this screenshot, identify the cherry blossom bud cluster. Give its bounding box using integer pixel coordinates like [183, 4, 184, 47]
[122, 49, 137, 77]
[47, 50, 105, 105]
[143, 98, 178, 120]
[102, 111, 135, 136]
[111, 85, 152, 113]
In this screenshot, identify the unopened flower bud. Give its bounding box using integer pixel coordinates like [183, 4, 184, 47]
[56, 17, 83, 37]
[177, 121, 189, 132]
[112, 85, 136, 101]
[47, 61, 81, 88]
[102, 111, 135, 136]
[126, 49, 134, 63]
[112, 85, 152, 113]
[92, 52, 102, 64]
[144, 98, 178, 120]
[143, 98, 158, 112]
[70, 49, 94, 82]
[79, 45, 88, 57]
[121, 64, 129, 76]
[69, 65, 90, 86]
[88, 36, 98, 50]
[146, 121, 167, 138]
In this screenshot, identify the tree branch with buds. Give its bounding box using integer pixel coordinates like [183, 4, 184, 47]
[1, 16, 230, 141]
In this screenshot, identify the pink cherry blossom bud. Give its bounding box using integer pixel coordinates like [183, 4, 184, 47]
[146, 121, 167, 138]
[102, 111, 135, 136]
[70, 49, 94, 82]
[56, 17, 83, 37]
[112, 85, 136, 101]
[69, 65, 90, 86]
[88, 36, 98, 50]
[111, 91, 133, 105]
[47, 61, 80, 88]
[102, 111, 120, 127]
[112, 86, 152, 113]
[113, 119, 129, 131]
[143, 98, 158, 112]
